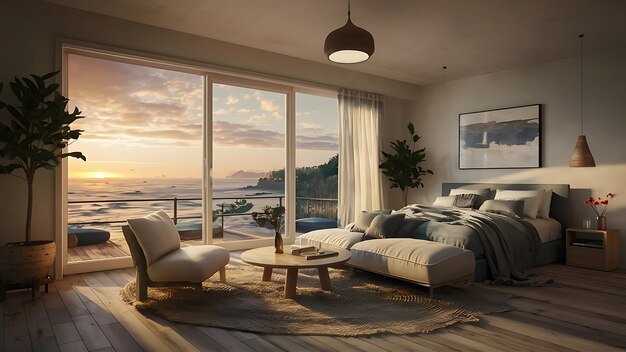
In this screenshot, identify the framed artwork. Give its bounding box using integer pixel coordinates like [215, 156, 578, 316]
[459, 104, 541, 169]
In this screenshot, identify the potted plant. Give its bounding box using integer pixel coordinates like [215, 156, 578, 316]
[379, 122, 433, 206]
[0, 71, 85, 301]
[252, 205, 285, 253]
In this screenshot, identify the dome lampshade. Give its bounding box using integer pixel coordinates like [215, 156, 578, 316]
[324, 1, 374, 64]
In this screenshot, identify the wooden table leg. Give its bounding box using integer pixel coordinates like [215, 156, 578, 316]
[262, 267, 273, 282]
[318, 266, 331, 291]
[284, 268, 298, 298]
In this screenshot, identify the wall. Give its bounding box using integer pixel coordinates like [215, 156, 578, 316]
[403, 49, 626, 267]
[0, 0, 418, 244]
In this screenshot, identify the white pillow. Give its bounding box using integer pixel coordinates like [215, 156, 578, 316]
[127, 210, 181, 265]
[494, 189, 549, 218]
[539, 189, 553, 219]
[433, 196, 456, 207]
[449, 188, 490, 197]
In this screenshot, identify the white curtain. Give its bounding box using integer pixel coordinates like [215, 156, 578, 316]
[337, 89, 384, 227]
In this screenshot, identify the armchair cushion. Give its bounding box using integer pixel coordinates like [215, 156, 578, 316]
[127, 210, 181, 265]
[147, 245, 230, 282]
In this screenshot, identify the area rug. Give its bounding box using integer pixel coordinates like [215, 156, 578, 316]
[120, 264, 510, 336]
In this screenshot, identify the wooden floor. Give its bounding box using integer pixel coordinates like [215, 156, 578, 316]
[2, 259, 626, 351]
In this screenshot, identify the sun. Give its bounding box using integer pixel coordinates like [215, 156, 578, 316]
[94, 172, 107, 179]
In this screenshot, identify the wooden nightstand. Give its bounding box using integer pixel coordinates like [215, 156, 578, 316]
[565, 228, 620, 271]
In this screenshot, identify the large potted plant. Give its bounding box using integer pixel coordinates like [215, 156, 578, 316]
[379, 122, 433, 206]
[0, 71, 85, 300]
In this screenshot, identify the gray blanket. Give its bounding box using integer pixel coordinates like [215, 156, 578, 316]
[397, 205, 541, 283]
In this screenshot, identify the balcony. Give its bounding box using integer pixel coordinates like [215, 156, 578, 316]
[67, 196, 338, 262]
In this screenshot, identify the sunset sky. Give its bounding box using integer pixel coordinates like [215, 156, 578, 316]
[67, 54, 338, 179]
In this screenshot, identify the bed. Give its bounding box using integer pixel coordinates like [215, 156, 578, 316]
[299, 182, 569, 283]
[428, 182, 569, 281]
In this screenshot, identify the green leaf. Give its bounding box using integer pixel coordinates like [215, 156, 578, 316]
[41, 71, 60, 80]
[407, 122, 415, 135]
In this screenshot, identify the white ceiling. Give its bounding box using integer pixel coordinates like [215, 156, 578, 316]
[48, 0, 626, 85]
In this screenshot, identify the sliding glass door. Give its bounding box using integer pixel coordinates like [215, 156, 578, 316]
[209, 79, 289, 249]
[60, 45, 337, 275]
[63, 51, 206, 273]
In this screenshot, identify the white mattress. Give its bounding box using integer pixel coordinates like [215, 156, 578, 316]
[523, 217, 562, 243]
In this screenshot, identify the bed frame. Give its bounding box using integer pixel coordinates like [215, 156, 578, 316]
[442, 182, 570, 281]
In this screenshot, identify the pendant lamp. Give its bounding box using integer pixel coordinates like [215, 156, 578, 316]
[569, 34, 596, 167]
[324, 0, 375, 64]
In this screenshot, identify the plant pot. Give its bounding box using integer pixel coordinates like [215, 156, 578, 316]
[0, 240, 56, 301]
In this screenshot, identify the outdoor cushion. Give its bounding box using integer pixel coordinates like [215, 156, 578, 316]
[127, 210, 181, 265]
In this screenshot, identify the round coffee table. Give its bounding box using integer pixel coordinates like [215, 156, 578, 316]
[241, 246, 351, 298]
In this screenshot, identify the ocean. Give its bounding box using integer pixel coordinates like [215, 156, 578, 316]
[68, 178, 284, 237]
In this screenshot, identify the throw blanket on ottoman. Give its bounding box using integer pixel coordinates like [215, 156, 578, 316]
[396, 205, 542, 284]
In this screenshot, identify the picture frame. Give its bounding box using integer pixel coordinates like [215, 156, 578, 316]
[459, 104, 541, 169]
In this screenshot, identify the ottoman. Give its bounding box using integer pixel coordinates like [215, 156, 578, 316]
[297, 228, 364, 251]
[350, 238, 475, 297]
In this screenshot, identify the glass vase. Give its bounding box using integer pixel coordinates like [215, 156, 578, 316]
[274, 231, 284, 254]
[597, 216, 607, 230]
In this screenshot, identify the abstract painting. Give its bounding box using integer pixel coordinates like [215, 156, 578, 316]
[459, 104, 541, 169]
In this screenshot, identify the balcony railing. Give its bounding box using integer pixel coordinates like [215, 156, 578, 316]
[68, 195, 338, 229]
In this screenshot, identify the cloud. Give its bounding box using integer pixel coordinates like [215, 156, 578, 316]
[300, 122, 322, 130]
[213, 120, 283, 148]
[225, 96, 239, 105]
[296, 135, 338, 150]
[67, 55, 205, 148]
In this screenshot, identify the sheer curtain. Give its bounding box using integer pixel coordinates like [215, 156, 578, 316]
[337, 89, 384, 227]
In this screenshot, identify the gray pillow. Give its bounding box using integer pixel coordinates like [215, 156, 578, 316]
[363, 213, 406, 240]
[394, 218, 423, 237]
[453, 194, 477, 208]
[351, 209, 393, 232]
[479, 199, 524, 218]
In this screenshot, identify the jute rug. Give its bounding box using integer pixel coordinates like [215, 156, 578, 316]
[121, 264, 510, 336]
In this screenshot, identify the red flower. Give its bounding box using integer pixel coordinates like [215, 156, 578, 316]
[607, 193, 615, 198]
[594, 201, 600, 205]
[589, 197, 595, 202]
[584, 200, 589, 205]
[601, 200, 609, 205]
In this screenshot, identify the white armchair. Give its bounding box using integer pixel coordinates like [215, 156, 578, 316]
[123, 211, 229, 301]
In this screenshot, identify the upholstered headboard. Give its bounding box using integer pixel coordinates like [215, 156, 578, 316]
[442, 183, 570, 230]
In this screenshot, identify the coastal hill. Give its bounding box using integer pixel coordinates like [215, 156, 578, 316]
[227, 170, 268, 179]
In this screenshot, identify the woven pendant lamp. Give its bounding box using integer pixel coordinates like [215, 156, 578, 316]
[569, 34, 596, 167]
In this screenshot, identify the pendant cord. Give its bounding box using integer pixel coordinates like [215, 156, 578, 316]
[348, 0, 351, 18]
[579, 34, 584, 135]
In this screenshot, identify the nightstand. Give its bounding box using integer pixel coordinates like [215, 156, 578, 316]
[565, 228, 620, 271]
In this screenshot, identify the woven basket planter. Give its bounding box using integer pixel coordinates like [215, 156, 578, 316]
[0, 241, 56, 301]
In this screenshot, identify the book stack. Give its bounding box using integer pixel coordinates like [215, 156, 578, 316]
[289, 245, 339, 260]
[290, 245, 316, 255]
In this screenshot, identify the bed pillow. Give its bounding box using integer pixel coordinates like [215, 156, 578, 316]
[453, 194, 477, 208]
[539, 189, 553, 219]
[352, 209, 393, 233]
[394, 218, 423, 237]
[363, 213, 406, 240]
[432, 196, 455, 207]
[449, 188, 490, 207]
[495, 189, 545, 218]
[432, 194, 477, 208]
[479, 200, 525, 218]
